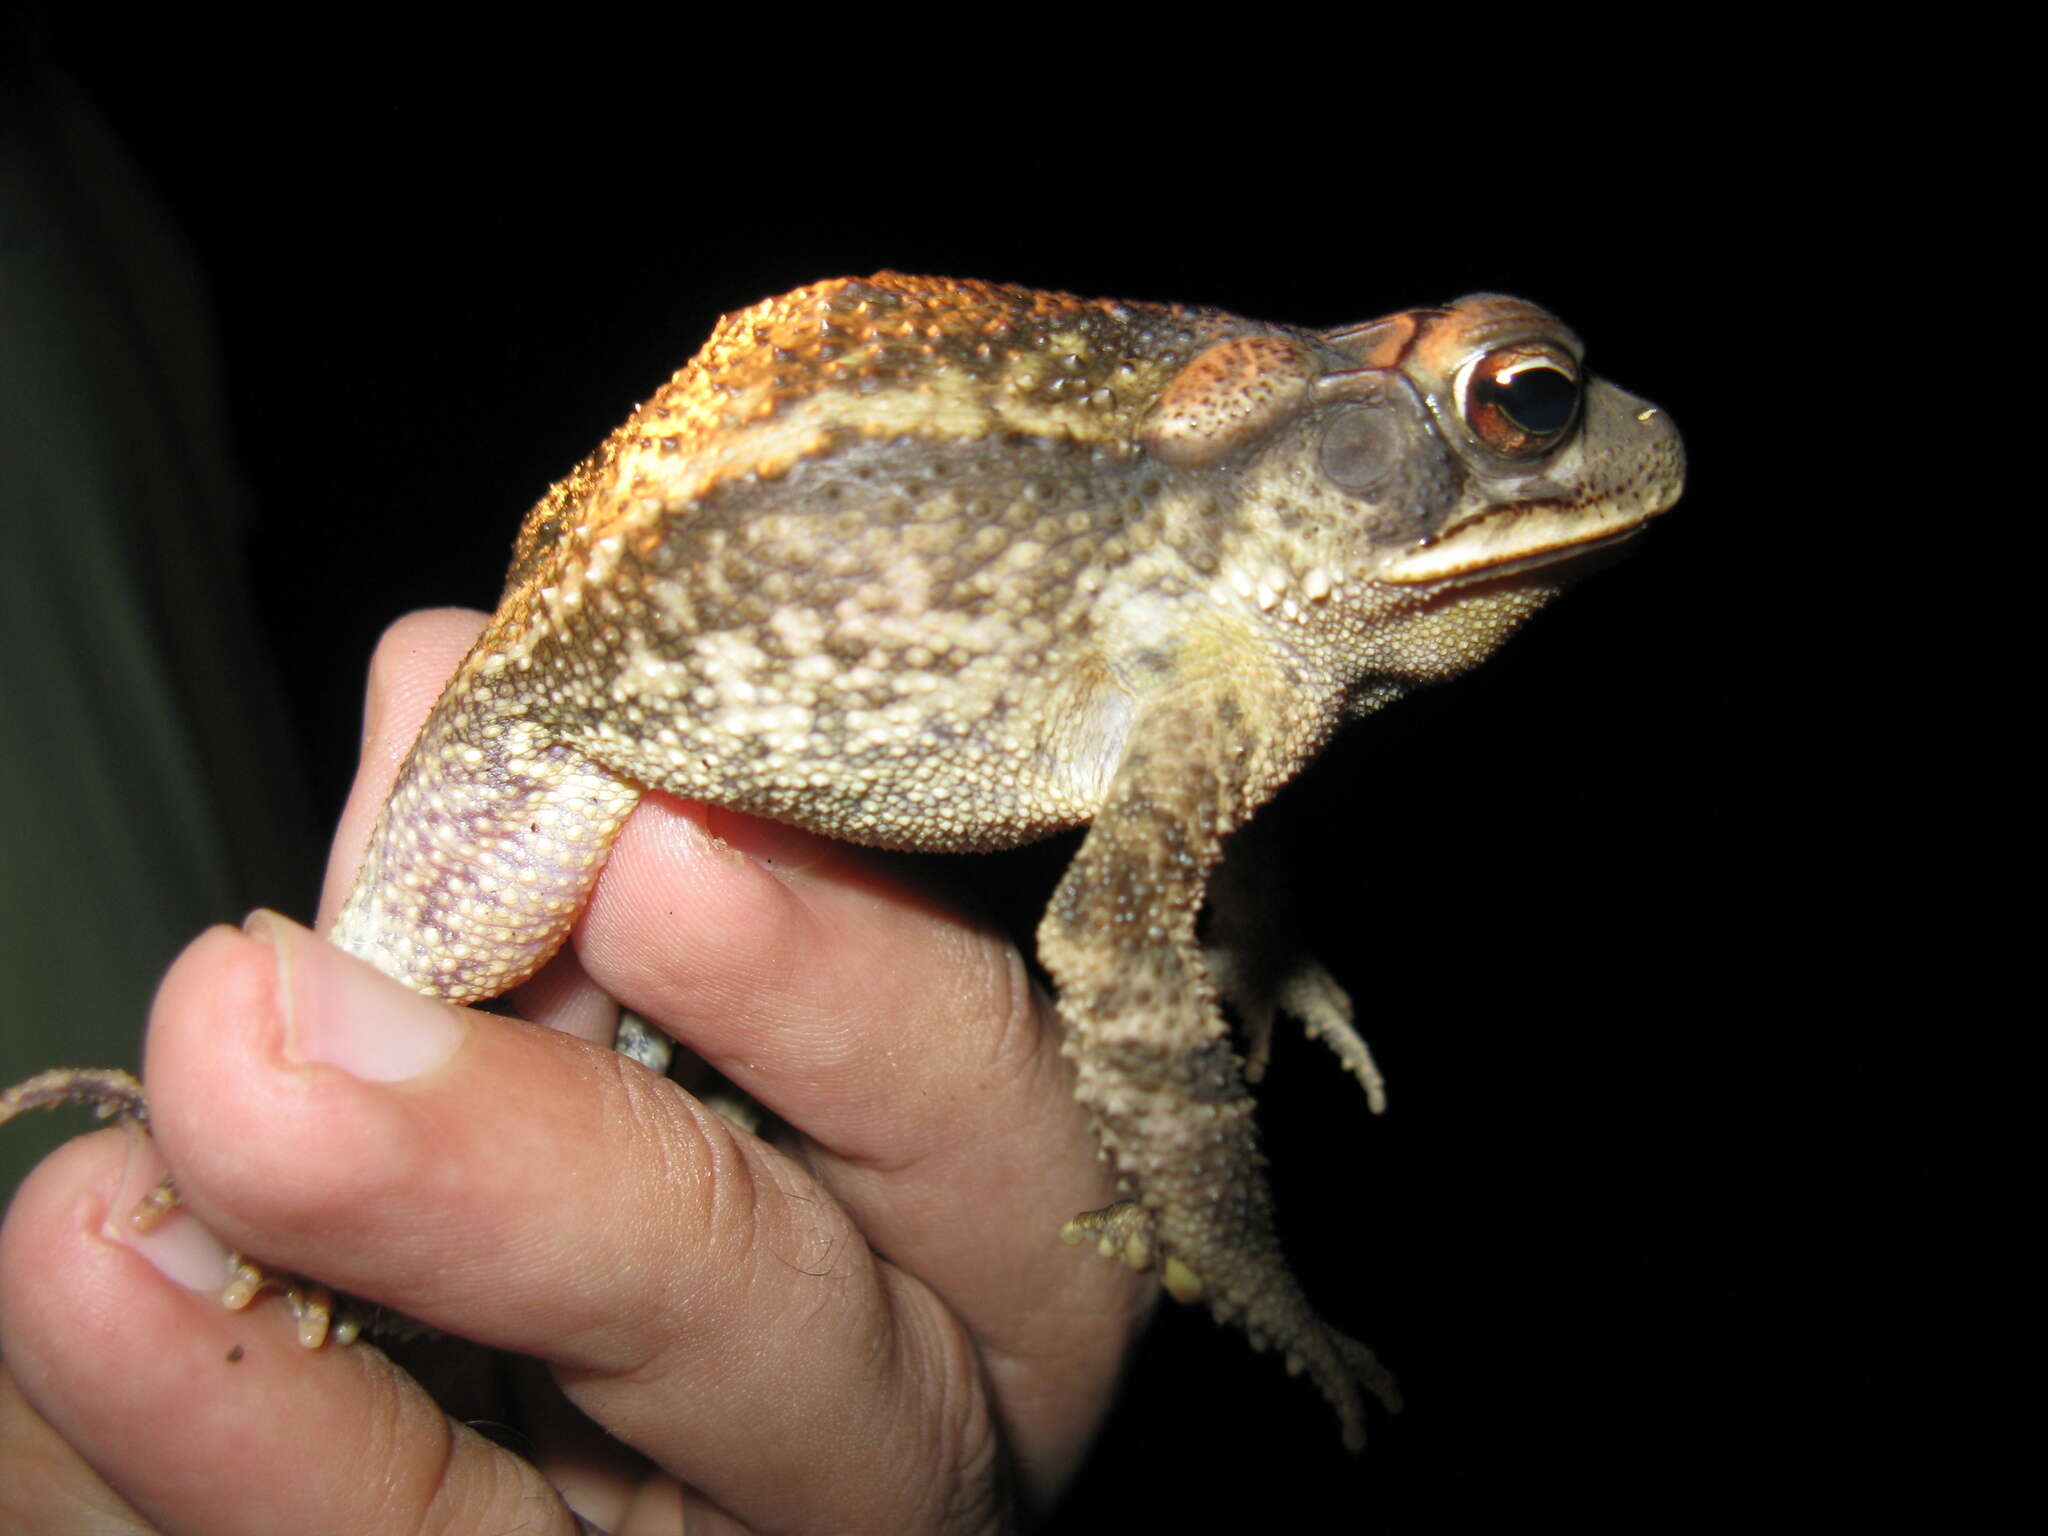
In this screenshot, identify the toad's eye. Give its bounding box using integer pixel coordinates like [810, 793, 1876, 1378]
[1462, 346, 1581, 459]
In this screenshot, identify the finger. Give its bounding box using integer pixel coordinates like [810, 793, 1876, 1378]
[0, 1353, 152, 1534]
[0, 1125, 591, 1536]
[144, 916, 999, 1535]
[577, 796, 1151, 1480]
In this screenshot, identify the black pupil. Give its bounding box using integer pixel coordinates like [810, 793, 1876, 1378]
[1481, 364, 1578, 434]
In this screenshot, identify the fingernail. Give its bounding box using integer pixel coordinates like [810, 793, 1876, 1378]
[103, 1120, 234, 1292]
[246, 909, 464, 1082]
[699, 804, 834, 874]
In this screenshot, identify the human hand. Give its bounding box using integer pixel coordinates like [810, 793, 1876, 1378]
[0, 609, 1153, 1534]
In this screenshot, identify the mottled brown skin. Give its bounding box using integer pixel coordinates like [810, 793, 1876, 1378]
[319, 273, 1684, 1449]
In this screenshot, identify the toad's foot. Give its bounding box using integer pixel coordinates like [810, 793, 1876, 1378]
[3, 1066, 374, 1347]
[1060, 1197, 1402, 1449]
[1274, 959, 1388, 1115]
[0, 1066, 152, 1128]
[1209, 949, 1390, 1113]
[220, 1256, 363, 1347]
[1060, 1200, 1202, 1303]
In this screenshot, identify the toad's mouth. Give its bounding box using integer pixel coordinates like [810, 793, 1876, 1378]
[1433, 520, 1654, 585]
[1380, 512, 1655, 587]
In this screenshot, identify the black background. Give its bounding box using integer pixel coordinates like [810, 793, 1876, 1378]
[20, 23, 2024, 1533]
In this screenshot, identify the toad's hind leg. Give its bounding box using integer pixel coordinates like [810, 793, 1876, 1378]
[328, 629, 645, 1005]
[1036, 696, 1399, 1450]
[0, 1069, 357, 1345]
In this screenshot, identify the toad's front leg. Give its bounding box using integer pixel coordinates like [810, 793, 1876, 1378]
[1036, 694, 1398, 1450]
[1204, 825, 1389, 1112]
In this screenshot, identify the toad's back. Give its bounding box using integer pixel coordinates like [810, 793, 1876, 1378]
[473, 275, 1277, 848]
